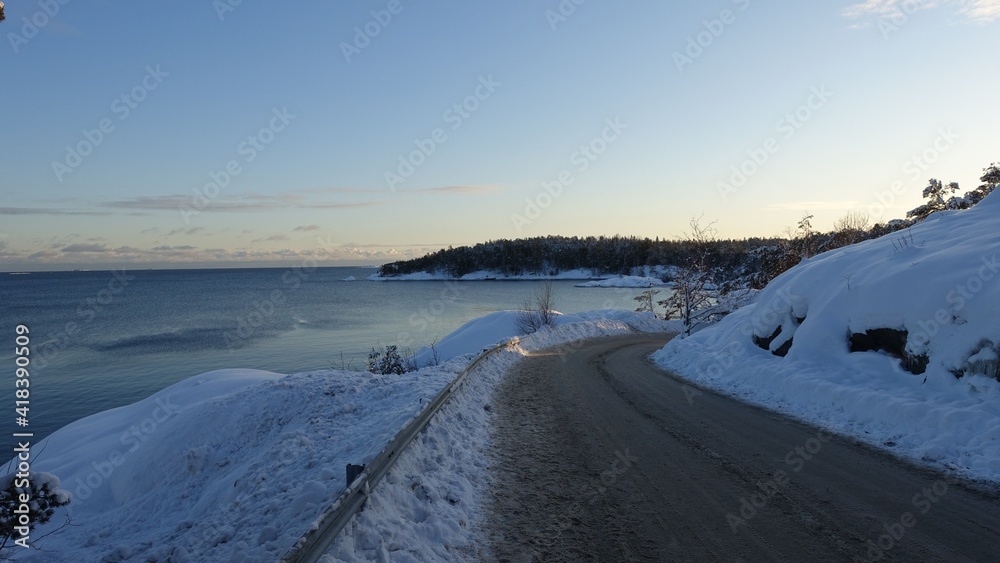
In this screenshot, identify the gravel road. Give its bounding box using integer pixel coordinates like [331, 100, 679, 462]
[486, 334, 1000, 562]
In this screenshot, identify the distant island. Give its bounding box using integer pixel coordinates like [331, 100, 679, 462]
[373, 229, 907, 290]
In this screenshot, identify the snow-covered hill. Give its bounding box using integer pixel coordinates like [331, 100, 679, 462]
[654, 191, 1000, 481]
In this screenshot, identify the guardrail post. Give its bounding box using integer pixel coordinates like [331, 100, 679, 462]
[346, 464, 365, 488]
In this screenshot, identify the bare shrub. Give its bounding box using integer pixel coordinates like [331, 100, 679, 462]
[515, 281, 556, 334]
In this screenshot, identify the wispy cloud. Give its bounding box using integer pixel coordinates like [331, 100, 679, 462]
[842, 0, 928, 18]
[957, 0, 1000, 21]
[166, 227, 205, 236]
[0, 207, 114, 216]
[406, 184, 501, 195]
[842, 0, 1000, 23]
[9, 184, 499, 219]
[2, 240, 435, 267]
[0, 241, 20, 260]
[151, 245, 198, 251]
[252, 234, 290, 243]
[293, 225, 321, 232]
[104, 193, 389, 213]
[62, 243, 109, 253]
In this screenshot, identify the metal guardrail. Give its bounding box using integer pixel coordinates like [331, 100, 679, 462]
[281, 337, 521, 563]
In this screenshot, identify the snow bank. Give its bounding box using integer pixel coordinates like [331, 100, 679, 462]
[9, 366, 469, 561]
[8, 310, 675, 561]
[654, 192, 1000, 482]
[409, 310, 680, 367]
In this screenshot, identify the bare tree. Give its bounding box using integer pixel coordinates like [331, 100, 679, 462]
[833, 210, 872, 246]
[515, 281, 556, 334]
[659, 216, 724, 336]
[634, 289, 661, 318]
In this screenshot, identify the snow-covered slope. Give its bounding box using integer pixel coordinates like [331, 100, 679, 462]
[654, 192, 1000, 481]
[9, 310, 676, 561]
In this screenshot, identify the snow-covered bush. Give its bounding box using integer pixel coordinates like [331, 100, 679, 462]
[0, 472, 71, 551]
[367, 345, 410, 375]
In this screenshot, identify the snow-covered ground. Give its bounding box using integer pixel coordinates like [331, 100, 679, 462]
[655, 191, 1000, 482]
[7, 310, 677, 561]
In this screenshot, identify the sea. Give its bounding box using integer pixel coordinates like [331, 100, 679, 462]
[0, 267, 646, 453]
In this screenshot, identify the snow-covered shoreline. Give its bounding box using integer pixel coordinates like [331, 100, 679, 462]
[368, 266, 673, 284]
[8, 310, 678, 561]
[368, 268, 603, 281]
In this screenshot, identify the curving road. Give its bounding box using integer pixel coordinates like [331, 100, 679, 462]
[486, 334, 1000, 562]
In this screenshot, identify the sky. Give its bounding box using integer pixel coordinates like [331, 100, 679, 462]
[1, 0, 999, 271]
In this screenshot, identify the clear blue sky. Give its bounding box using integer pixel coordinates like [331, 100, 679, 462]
[2, 0, 998, 270]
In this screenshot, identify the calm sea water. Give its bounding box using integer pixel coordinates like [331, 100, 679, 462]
[0, 267, 645, 452]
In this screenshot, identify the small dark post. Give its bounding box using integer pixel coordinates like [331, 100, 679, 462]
[346, 463, 365, 487]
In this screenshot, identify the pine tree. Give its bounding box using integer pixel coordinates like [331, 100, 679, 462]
[907, 179, 957, 221]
